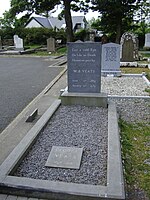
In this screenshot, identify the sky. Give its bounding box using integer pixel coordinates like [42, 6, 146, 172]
[0, 0, 100, 20]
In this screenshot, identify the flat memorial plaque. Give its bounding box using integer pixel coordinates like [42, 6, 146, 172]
[45, 146, 83, 169]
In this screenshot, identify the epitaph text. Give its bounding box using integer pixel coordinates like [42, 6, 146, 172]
[68, 42, 101, 93]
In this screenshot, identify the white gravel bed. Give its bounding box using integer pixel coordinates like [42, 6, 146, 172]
[110, 98, 150, 124]
[101, 76, 149, 96]
[14, 105, 108, 185]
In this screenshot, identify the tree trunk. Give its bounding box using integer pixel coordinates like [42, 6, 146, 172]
[115, 23, 121, 44]
[63, 0, 74, 42]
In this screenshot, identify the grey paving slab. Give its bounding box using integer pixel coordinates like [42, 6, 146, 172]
[45, 146, 83, 169]
[6, 195, 17, 200]
[0, 194, 7, 200]
[17, 197, 28, 200]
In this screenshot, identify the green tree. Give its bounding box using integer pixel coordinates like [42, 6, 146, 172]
[7, 0, 90, 42]
[91, 0, 150, 43]
[0, 10, 30, 30]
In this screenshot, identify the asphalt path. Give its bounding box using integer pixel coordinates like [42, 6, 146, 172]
[0, 56, 64, 133]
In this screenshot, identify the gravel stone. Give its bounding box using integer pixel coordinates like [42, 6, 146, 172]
[101, 76, 149, 96]
[14, 105, 108, 186]
[109, 98, 150, 124]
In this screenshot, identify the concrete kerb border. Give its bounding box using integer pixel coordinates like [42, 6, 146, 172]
[120, 73, 150, 87]
[0, 100, 125, 200]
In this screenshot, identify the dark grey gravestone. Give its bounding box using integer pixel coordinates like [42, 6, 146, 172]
[0, 36, 2, 50]
[101, 43, 121, 76]
[68, 42, 101, 93]
[45, 146, 83, 169]
[120, 32, 139, 62]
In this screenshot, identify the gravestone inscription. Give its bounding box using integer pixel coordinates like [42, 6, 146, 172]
[68, 42, 101, 93]
[101, 43, 121, 76]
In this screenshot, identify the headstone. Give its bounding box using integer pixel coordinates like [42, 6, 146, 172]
[0, 36, 2, 50]
[47, 37, 55, 52]
[67, 41, 102, 93]
[13, 35, 24, 51]
[101, 43, 121, 76]
[120, 32, 139, 62]
[88, 30, 96, 41]
[144, 33, 150, 48]
[101, 34, 108, 44]
[3, 39, 14, 46]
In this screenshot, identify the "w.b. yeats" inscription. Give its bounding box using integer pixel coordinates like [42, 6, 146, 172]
[68, 42, 101, 93]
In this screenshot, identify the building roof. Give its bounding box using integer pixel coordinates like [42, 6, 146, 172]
[26, 16, 87, 29]
[49, 16, 86, 29]
[33, 17, 52, 28]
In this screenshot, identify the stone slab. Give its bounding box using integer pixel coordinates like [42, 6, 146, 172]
[45, 146, 83, 169]
[101, 70, 121, 77]
[60, 91, 108, 108]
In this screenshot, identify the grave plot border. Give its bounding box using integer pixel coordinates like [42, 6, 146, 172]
[0, 100, 125, 200]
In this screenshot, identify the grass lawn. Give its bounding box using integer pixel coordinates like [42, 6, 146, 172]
[30, 46, 67, 56]
[119, 120, 150, 198]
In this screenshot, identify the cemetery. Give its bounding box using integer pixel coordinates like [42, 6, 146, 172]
[0, 0, 150, 199]
[0, 38, 149, 200]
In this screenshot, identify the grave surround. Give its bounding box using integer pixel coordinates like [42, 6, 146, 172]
[0, 100, 125, 199]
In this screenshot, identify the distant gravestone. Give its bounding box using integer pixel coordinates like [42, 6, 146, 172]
[88, 30, 95, 42]
[13, 35, 24, 51]
[68, 41, 102, 93]
[120, 32, 139, 62]
[47, 37, 55, 52]
[0, 36, 2, 49]
[101, 34, 108, 44]
[144, 33, 150, 48]
[101, 43, 121, 76]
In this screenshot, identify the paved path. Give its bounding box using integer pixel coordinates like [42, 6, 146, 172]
[0, 55, 67, 199]
[0, 56, 64, 133]
[0, 194, 45, 199]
